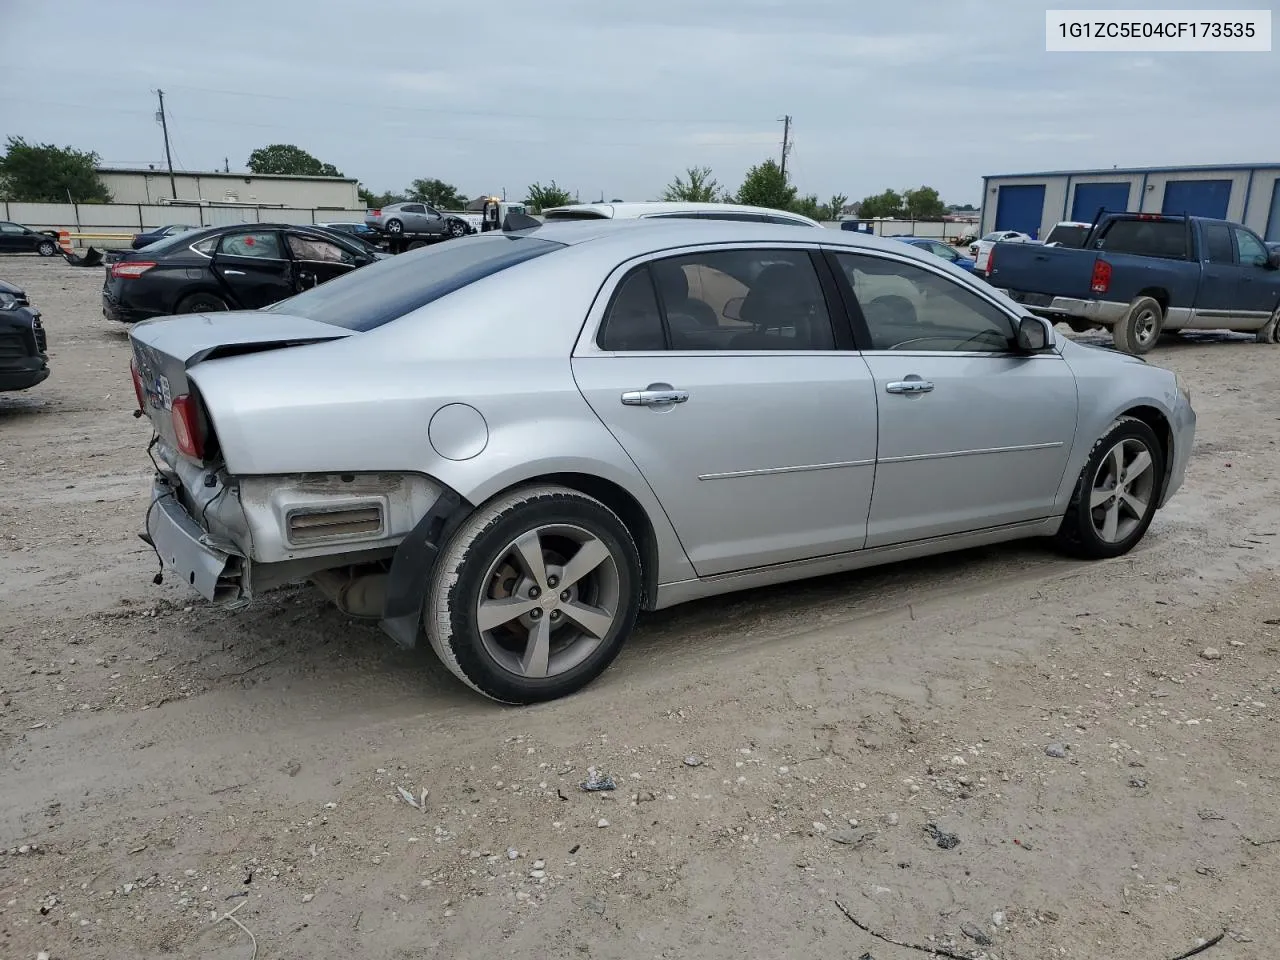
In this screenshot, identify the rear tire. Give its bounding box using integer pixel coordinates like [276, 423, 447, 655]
[385, 218, 404, 235]
[1111, 296, 1163, 355]
[37, 240, 57, 257]
[406, 240, 428, 251]
[1054, 416, 1164, 560]
[176, 292, 229, 314]
[425, 484, 642, 704]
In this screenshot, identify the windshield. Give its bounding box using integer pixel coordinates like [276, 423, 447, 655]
[264, 233, 565, 331]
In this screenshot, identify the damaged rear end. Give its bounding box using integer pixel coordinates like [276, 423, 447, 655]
[128, 313, 444, 612]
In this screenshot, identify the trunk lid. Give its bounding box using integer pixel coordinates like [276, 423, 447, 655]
[129, 311, 352, 458]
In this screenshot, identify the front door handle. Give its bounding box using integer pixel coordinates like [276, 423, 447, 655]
[621, 388, 689, 406]
[886, 380, 934, 395]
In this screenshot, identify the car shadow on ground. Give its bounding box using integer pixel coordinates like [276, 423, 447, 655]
[120, 537, 1078, 714]
[0, 394, 52, 418]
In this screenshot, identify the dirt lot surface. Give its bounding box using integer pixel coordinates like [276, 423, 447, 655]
[2, 257, 1278, 960]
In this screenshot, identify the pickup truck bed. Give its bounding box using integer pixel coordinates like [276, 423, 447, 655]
[988, 213, 1280, 355]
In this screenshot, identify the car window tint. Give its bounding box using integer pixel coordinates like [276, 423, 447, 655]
[835, 252, 1016, 352]
[1201, 223, 1234, 264]
[597, 267, 666, 351]
[288, 234, 356, 264]
[218, 231, 282, 259]
[264, 234, 564, 332]
[761, 215, 808, 226]
[0, 223, 25, 234]
[652, 249, 834, 351]
[403, 204, 426, 214]
[1096, 220, 1186, 259]
[1234, 227, 1268, 267]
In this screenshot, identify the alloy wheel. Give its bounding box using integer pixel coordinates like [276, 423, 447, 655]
[475, 524, 621, 679]
[1090, 437, 1157, 543]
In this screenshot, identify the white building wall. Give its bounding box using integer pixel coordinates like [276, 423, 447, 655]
[982, 166, 1280, 240]
[97, 171, 359, 208]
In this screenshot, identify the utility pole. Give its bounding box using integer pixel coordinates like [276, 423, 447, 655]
[779, 115, 792, 181]
[155, 89, 177, 200]
[224, 156, 230, 173]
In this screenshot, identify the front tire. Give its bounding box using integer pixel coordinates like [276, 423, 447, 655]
[1054, 416, 1164, 559]
[425, 485, 642, 704]
[447, 219, 466, 238]
[37, 240, 57, 257]
[1112, 296, 1163, 355]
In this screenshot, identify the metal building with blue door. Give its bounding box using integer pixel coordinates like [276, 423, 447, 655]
[979, 163, 1280, 241]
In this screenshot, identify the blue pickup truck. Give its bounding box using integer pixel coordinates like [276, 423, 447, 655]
[986, 212, 1280, 355]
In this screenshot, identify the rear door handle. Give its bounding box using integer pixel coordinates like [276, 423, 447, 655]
[222, 269, 246, 276]
[886, 380, 934, 395]
[621, 389, 689, 406]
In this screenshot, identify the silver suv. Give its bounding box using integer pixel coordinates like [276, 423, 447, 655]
[365, 202, 469, 239]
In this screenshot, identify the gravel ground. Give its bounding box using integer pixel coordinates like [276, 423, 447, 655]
[1, 256, 1278, 960]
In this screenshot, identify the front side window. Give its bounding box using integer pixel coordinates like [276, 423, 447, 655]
[835, 252, 1016, 352]
[1234, 227, 1268, 267]
[596, 248, 834, 352]
[218, 231, 282, 259]
[0, 222, 25, 234]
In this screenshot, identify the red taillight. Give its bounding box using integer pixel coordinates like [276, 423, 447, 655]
[111, 261, 156, 280]
[985, 244, 995, 274]
[1090, 259, 1112, 294]
[369, 209, 380, 217]
[130, 358, 145, 410]
[171, 395, 204, 459]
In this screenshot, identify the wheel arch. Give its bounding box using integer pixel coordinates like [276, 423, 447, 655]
[1134, 287, 1170, 312]
[1117, 403, 1173, 497]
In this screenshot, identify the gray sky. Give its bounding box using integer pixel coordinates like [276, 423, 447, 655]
[2, 0, 1276, 206]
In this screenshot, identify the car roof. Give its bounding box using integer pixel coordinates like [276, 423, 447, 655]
[541, 201, 824, 227]
[511, 217, 946, 265]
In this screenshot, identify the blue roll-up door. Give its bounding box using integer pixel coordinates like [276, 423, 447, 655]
[1265, 178, 1280, 242]
[1071, 182, 1131, 221]
[994, 184, 1046, 236]
[1161, 179, 1231, 219]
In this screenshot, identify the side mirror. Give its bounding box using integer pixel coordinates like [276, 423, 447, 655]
[1266, 251, 1280, 270]
[1016, 314, 1053, 352]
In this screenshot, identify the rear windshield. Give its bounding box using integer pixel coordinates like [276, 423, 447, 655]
[1095, 219, 1187, 259]
[1045, 224, 1090, 248]
[543, 210, 608, 221]
[263, 234, 564, 331]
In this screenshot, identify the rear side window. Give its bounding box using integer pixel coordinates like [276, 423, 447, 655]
[264, 234, 564, 331]
[1201, 223, 1234, 264]
[597, 269, 666, 351]
[1096, 220, 1186, 259]
[1045, 224, 1090, 248]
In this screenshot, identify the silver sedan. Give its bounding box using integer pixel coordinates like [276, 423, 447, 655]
[128, 219, 1196, 703]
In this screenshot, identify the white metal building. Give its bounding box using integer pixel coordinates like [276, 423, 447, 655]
[979, 163, 1280, 241]
[96, 167, 361, 210]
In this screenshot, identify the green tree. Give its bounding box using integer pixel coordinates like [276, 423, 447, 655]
[734, 158, 797, 211]
[358, 185, 404, 208]
[246, 144, 343, 177]
[662, 166, 722, 203]
[903, 185, 947, 219]
[525, 180, 574, 213]
[856, 188, 904, 219]
[827, 193, 850, 218]
[791, 193, 823, 221]
[407, 178, 467, 209]
[0, 136, 111, 203]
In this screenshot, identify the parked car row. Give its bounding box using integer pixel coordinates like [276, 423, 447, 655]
[128, 213, 1195, 704]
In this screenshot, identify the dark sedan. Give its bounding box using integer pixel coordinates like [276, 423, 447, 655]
[103, 222, 379, 323]
[0, 278, 50, 391]
[131, 224, 197, 249]
[0, 221, 60, 257]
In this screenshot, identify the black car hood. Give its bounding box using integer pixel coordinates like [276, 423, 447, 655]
[0, 278, 25, 298]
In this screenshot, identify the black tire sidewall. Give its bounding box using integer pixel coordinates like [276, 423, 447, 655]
[37, 241, 56, 257]
[1065, 418, 1165, 558]
[177, 293, 228, 314]
[437, 493, 641, 703]
[1115, 296, 1162, 355]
